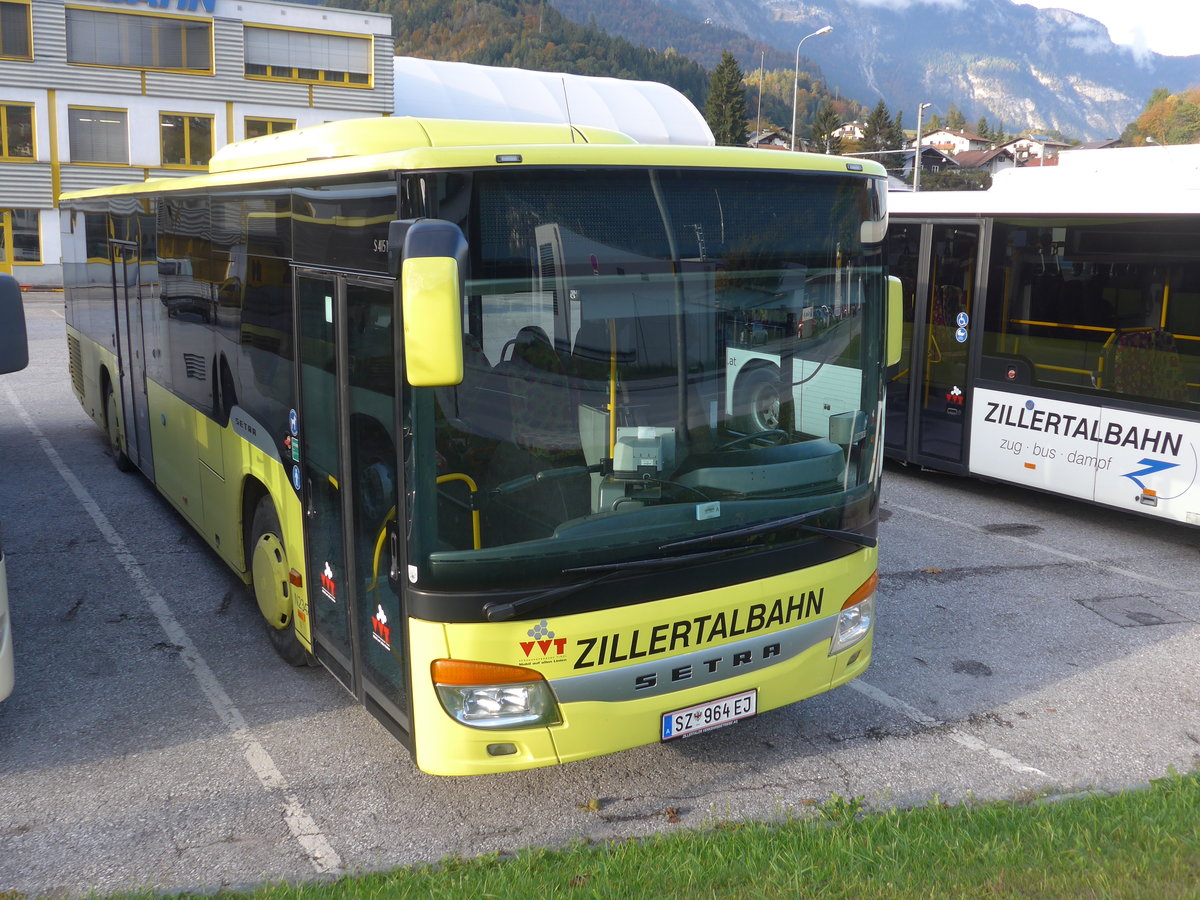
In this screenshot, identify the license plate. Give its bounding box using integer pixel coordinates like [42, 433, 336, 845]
[661, 689, 757, 741]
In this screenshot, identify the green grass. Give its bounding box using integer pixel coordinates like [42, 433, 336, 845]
[188, 771, 1199, 899]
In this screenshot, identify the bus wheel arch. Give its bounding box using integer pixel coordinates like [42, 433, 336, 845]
[100, 369, 135, 472]
[734, 363, 783, 434]
[246, 489, 314, 667]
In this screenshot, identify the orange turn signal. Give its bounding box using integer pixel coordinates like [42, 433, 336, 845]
[431, 658, 545, 686]
[842, 571, 878, 609]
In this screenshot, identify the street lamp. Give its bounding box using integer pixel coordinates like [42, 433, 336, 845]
[913, 102, 931, 192]
[790, 25, 833, 151]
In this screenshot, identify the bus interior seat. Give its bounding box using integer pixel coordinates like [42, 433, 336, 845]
[494, 325, 581, 459]
[1106, 329, 1189, 402]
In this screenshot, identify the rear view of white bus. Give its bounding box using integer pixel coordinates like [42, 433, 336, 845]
[0, 274, 29, 702]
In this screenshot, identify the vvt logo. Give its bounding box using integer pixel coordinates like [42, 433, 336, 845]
[1122, 458, 1178, 490]
[521, 620, 566, 658]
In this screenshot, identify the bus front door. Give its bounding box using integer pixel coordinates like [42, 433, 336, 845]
[890, 222, 981, 472]
[295, 269, 410, 740]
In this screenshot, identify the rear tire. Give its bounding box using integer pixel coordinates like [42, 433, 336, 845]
[103, 383, 135, 472]
[249, 497, 315, 667]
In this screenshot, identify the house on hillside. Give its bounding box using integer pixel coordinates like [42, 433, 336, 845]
[749, 129, 792, 150]
[953, 146, 1017, 174]
[915, 128, 990, 155]
[834, 121, 865, 141]
[1001, 134, 1073, 166]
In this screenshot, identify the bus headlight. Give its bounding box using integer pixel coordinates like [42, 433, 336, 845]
[830, 572, 877, 655]
[432, 659, 562, 729]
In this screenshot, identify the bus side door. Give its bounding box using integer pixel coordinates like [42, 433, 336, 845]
[295, 269, 410, 740]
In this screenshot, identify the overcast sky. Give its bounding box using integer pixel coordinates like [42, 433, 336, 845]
[1019, 0, 1200, 57]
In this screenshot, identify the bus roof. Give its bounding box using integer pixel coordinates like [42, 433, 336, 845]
[60, 116, 885, 203]
[890, 143, 1200, 218]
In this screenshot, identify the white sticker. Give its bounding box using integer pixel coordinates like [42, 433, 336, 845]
[696, 501, 721, 520]
[407, 564, 418, 584]
[325, 295, 333, 324]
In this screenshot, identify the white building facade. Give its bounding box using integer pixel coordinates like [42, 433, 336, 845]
[0, 0, 393, 286]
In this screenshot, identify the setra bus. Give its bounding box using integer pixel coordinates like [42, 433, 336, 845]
[60, 115, 899, 774]
[887, 144, 1200, 526]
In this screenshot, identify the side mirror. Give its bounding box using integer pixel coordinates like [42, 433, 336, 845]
[391, 219, 466, 387]
[886, 275, 902, 368]
[0, 274, 28, 375]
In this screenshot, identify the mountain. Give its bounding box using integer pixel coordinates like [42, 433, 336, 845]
[550, 0, 1200, 141]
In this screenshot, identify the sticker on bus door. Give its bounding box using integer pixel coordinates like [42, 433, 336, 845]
[320, 561, 337, 602]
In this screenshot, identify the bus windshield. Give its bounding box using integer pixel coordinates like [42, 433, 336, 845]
[407, 167, 886, 591]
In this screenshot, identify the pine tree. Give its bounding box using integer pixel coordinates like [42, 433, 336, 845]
[862, 100, 892, 153]
[811, 101, 843, 154]
[889, 109, 905, 151]
[704, 51, 749, 146]
[975, 117, 991, 142]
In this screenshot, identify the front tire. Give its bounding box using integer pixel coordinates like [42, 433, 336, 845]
[249, 497, 315, 667]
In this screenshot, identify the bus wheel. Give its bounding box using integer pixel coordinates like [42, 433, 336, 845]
[735, 367, 782, 433]
[103, 384, 135, 472]
[250, 497, 314, 667]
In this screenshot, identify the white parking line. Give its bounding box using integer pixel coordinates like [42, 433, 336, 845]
[889, 500, 1200, 598]
[850, 679, 1048, 777]
[4, 383, 343, 876]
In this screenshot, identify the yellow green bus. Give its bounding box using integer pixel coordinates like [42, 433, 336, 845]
[61, 116, 899, 775]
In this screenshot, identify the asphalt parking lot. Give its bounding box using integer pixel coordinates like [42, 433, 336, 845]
[1, 292, 1197, 896]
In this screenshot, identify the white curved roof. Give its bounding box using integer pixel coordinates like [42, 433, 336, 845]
[392, 56, 714, 147]
[891, 144, 1200, 216]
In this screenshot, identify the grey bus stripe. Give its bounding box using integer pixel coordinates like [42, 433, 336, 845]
[551, 616, 837, 703]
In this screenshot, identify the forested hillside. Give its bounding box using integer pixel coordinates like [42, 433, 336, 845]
[332, 0, 863, 137]
[335, 0, 710, 104]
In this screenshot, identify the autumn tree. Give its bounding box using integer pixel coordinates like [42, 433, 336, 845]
[946, 103, 966, 132]
[705, 50, 749, 146]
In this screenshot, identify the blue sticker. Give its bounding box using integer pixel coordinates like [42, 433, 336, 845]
[956, 311, 969, 328]
[955, 326, 969, 343]
[289, 409, 299, 436]
[292, 464, 302, 491]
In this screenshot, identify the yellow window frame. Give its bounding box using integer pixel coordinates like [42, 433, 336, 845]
[244, 117, 295, 140]
[0, 102, 34, 160]
[242, 23, 372, 89]
[0, 0, 32, 61]
[159, 112, 214, 170]
[64, 5, 213, 75]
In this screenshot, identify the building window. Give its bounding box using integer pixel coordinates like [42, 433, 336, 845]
[66, 8, 212, 72]
[160, 113, 213, 168]
[0, 103, 33, 159]
[11, 209, 39, 262]
[243, 26, 371, 86]
[0, 0, 31, 59]
[245, 117, 295, 140]
[68, 107, 129, 164]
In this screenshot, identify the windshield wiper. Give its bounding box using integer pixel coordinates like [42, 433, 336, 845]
[657, 507, 877, 552]
[482, 544, 756, 622]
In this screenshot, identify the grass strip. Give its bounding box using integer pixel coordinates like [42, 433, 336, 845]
[186, 770, 1199, 900]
